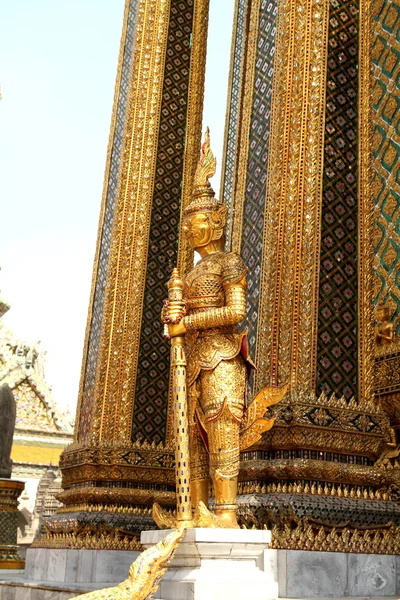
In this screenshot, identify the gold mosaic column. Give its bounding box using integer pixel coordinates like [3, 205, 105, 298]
[372, 1, 400, 437]
[48, 0, 209, 549]
[229, 0, 330, 392]
[256, 0, 329, 392]
[372, 0, 400, 324]
[225, 0, 376, 401]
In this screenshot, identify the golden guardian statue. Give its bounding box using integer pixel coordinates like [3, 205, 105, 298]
[157, 129, 287, 529]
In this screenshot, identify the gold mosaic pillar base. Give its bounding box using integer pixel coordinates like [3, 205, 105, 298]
[0, 479, 25, 569]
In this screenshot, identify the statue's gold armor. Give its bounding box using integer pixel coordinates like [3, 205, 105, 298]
[182, 251, 251, 522]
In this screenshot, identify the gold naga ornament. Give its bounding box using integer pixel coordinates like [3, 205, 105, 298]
[154, 128, 287, 529]
[70, 528, 185, 600]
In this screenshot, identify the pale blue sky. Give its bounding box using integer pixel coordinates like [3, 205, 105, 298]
[0, 1, 234, 413]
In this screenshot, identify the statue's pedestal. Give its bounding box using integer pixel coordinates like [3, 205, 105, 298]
[141, 527, 276, 600]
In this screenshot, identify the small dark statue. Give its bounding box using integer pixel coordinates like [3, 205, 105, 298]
[0, 384, 16, 478]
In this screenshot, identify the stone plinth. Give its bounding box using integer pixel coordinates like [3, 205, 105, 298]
[0, 480, 25, 569]
[277, 549, 400, 598]
[141, 527, 276, 600]
[3, 541, 400, 598]
[24, 548, 140, 584]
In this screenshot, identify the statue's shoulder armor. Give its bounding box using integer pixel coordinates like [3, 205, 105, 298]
[218, 252, 247, 285]
[184, 252, 246, 287]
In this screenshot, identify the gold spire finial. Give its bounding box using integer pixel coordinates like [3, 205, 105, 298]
[184, 128, 225, 216]
[192, 127, 217, 196]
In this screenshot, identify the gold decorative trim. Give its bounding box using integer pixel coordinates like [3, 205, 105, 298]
[57, 486, 175, 508]
[358, 0, 374, 404]
[238, 480, 393, 501]
[61, 440, 174, 482]
[247, 388, 392, 459]
[75, 0, 132, 438]
[0, 480, 25, 493]
[375, 338, 400, 359]
[256, 0, 329, 392]
[239, 459, 395, 489]
[230, 0, 261, 253]
[375, 347, 400, 390]
[61, 466, 174, 490]
[271, 522, 400, 554]
[374, 344, 400, 428]
[0, 554, 24, 570]
[33, 526, 143, 552]
[57, 504, 153, 515]
[91, 0, 172, 442]
[262, 428, 389, 460]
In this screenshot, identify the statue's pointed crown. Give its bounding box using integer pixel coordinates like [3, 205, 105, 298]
[376, 297, 395, 316]
[184, 127, 225, 215]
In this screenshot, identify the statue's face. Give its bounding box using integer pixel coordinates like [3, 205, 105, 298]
[377, 307, 388, 322]
[183, 212, 213, 249]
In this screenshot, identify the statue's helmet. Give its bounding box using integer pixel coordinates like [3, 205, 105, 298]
[184, 127, 227, 233]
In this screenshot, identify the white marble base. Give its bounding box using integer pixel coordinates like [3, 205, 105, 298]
[0, 571, 115, 600]
[6, 541, 400, 598]
[141, 527, 276, 600]
[23, 548, 139, 584]
[277, 550, 400, 598]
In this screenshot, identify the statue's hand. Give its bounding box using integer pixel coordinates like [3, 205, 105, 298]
[161, 299, 187, 325]
[168, 320, 186, 338]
